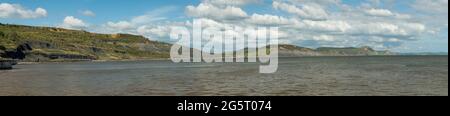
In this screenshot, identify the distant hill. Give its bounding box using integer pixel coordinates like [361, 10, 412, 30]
[1, 23, 402, 62]
[233, 44, 396, 57]
[314, 46, 395, 56]
[1, 23, 171, 62]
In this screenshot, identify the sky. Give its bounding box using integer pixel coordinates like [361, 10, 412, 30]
[0, 0, 448, 53]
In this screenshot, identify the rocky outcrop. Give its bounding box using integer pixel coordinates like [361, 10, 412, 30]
[0, 43, 32, 60]
[0, 60, 17, 70]
[1, 42, 96, 62]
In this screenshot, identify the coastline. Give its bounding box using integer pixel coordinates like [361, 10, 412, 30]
[17, 58, 172, 65]
[92, 58, 172, 62]
[15, 55, 448, 65]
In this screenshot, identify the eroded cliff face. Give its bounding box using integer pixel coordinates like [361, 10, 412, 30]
[1, 41, 91, 62]
[1, 24, 172, 62]
[0, 43, 31, 60]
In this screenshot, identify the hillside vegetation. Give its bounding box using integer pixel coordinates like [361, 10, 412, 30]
[0, 23, 171, 61]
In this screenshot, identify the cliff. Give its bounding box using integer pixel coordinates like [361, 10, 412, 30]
[0, 24, 171, 62]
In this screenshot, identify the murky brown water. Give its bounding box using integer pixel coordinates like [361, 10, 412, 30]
[0, 56, 448, 96]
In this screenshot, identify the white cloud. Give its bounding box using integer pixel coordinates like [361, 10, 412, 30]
[61, 16, 87, 29]
[273, 1, 328, 20]
[411, 0, 448, 31]
[412, 0, 448, 14]
[132, 6, 176, 24]
[130, 15, 166, 25]
[106, 21, 133, 30]
[355, 22, 425, 38]
[296, 20, 352, 33]
[137, 25, 170, 38]
[186, 3, 248, 20]
[362, 8, 411, 19]
[364, 8, 394, 17]
[313, 35, 335, 41]
[196, 18, 227, 28]
[355, 22, 408, 36]
[290, 0, 341, 5]
[291, 19, 425, 39]
[203, 0, 261, 6]
[97, 6, 176, 35]
[246, 14, 291, 25]
[81, 10, 96, 17]
[0, 3, 47, 19]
